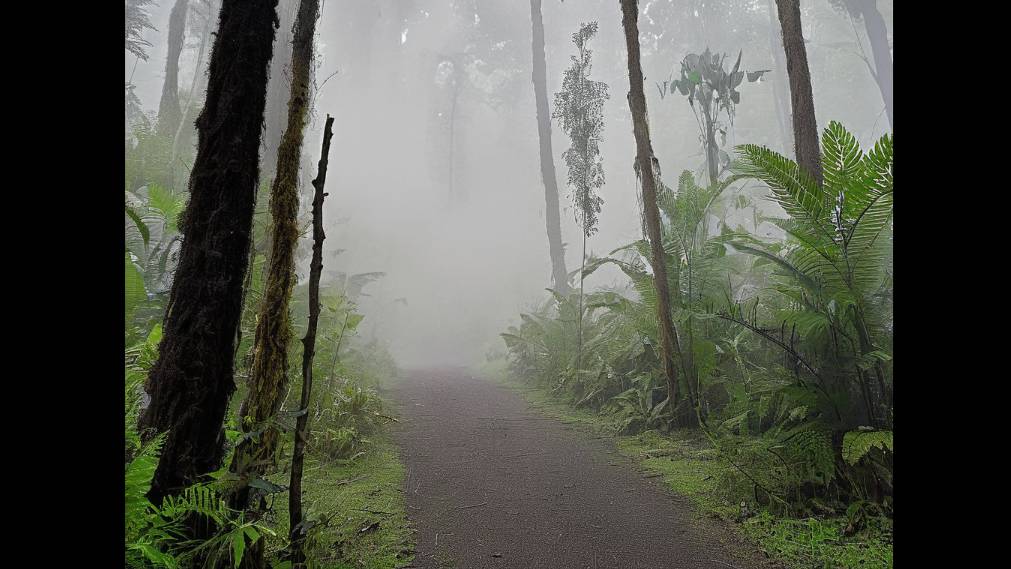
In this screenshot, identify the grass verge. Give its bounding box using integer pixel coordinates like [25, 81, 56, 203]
[266, 422, 414, 568]
[481, 364, 892, 569]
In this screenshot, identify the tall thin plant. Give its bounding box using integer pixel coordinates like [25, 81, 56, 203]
[553, 21, 609, 377]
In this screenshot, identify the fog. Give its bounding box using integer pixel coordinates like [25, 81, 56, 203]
[126, 0, 892, 368]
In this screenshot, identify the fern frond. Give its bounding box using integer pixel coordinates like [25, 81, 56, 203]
[735, 144, 833, 242]
[842, 429, 893, 465]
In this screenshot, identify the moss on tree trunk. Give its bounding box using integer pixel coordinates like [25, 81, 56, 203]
[227, 2, 321, 566]
[140, 0, 280, 507]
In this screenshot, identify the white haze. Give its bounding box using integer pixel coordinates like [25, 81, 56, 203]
[126, 0, 892, 368]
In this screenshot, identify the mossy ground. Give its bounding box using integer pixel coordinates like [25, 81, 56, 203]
[481, 363, 892, 569]
[265, 419, 414, 568]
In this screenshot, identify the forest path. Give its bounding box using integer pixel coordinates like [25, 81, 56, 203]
[389, 368, 776, 569]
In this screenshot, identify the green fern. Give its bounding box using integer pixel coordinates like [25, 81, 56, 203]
[842, 430, 893, 465]
[731, 122, 893, 427]
[776, 423, 837, 486]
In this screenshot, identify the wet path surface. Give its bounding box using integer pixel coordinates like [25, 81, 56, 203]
[390, 368, 775, 569]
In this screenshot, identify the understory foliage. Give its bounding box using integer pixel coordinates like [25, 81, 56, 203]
[125, 49, 396, 567]
[127, 265, 396, 568]
[126, 245, 396, 566]
[127, 326, 278, 569]
[501, 121, 892, 529]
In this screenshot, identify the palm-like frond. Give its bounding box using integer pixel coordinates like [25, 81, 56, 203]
[735, 145, 834, 244]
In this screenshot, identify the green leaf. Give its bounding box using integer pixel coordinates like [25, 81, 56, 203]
[232, 529, 246, 569]
[243, 526, 261, 544]
[126, 252, 147, 316]
[146, 323, 163, 347]
[842, 430, 893, 465]
[346, 313, 365, 332]
[247, 477, 286, 494]
[126, 205, 150, 249]
[148, 184, 186, 232]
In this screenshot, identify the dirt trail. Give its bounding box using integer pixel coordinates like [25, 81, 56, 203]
[390, 368, 776, 569]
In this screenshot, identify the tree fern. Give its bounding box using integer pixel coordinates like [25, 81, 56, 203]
[731, 122, 893, 427]
[842, 429, 893, 465]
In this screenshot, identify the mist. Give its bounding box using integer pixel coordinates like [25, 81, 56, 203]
[126, 2, 893, 566]
[126, 0, 890, 370]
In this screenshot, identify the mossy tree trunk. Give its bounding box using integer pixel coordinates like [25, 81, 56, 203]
[139, 0, 279, 507]
[228, 0, 320, 563]
[262, 0, 298, 180]
[288, 114, 334, 569]
[530, 0, 569, 294]
[618, 0, 684, 412]
[157, 0, 189, 139]
[775, 0, 822, 185]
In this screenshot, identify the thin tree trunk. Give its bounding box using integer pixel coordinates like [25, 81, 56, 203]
[857, 0, 892, 130]
[139, 0, 280, 507]
[262, 0, 299, 180]
[158, 0, 189, 138]
[171, 0, 218, 169]
[530, 0, 569, 294]
[703, 105, 719, 186]
[329, 311, 351, 381]
[229, 0, 321, 533]
[775, 0, 822, 185]
[576, 231, 586, 374]
[289, 115, 334, 568]
[618, 0, 681, 409]
[767, 0, 794, 154]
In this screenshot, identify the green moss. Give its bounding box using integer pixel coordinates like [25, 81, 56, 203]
[269, 434, 414, 569]
[742, 513, 892, 569]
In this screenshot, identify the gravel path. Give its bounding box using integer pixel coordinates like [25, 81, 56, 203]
[390, 368, 776, 569]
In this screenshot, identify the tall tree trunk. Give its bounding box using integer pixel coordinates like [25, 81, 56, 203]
[262, 0, 299, 180]
[289, 115, 334, 569]
[230, 0, 320, 521]
[767, 0, 794, 154]
[228, 1, 319, 566]
[618, 0, 682, 410]
[857, 0, 892, 130]
[139, 0, 280, 506]
[171, 0, 219, 168]
[158, 0, 189, 138]
[530, 0, 569, 294]
[775, 0, 822, 185]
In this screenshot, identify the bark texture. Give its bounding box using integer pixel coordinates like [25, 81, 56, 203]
[262, 0, 299, 178]
[776, 0, 822, 185]
[139, 0, 280, 506]
[227, 3, 319, 563]
[229, 0, 320, 521]
[618, 0, 681, 408]
[288, 114, 334, 568]
[158, 0, 189, 137]
[530, 0, 569, 294]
